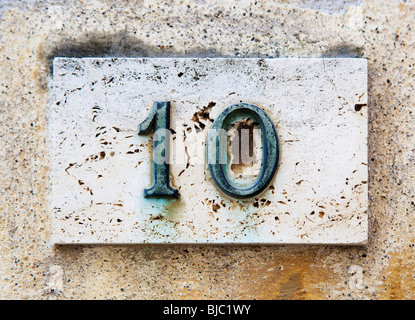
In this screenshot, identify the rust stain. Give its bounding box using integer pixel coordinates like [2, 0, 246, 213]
[377, 245, 415, 299]
[229, 117, 259, 175]
[276, 273, 305, 300]
[237, 250, 338, 300]
[191, 102, 215, 129]
[167, 248, 340, 300]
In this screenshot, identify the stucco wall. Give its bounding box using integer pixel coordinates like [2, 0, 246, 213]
[0, 0, 413, 299]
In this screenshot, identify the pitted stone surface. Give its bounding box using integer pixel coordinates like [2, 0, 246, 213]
[1, 0, 414, 299]
[51, 57, 367, 244]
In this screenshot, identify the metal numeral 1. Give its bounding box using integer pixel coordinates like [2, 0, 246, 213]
[138, 101, 179, 198]
[206, 103, 279, 198]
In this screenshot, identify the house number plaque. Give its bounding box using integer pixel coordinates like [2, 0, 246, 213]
[51, 57, 368, 244]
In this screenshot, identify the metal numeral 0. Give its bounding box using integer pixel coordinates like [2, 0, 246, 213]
[138, 101, 179, 198]
[206, 103, 279, 199]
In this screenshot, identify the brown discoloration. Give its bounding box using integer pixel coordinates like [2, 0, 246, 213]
[229, 248, 341, 300]
[150, 213, 164, 221]
[212, 203, 220, 212]
[377, 245, 415, 300]
[276, 273, 304, 300]
[191, 102, 215, 129]
[354, 103, 367, 112]
[229, 117, 260, 175]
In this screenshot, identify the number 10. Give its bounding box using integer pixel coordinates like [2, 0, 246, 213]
[138, 101, 279, 199]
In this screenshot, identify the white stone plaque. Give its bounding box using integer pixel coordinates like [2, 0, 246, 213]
[51, 57, 368, 244]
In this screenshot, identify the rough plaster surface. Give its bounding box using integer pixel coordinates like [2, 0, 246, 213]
[0, 0, 414, 299]
[51, 57, 367, 244]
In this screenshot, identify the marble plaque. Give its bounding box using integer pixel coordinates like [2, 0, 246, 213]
[51, 57, 368, 244]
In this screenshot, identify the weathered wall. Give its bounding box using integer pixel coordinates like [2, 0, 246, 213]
[0, 0, 414, 299]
